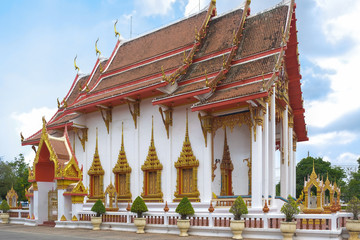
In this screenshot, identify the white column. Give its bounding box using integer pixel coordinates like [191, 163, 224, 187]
[293, 144, 297, 197]
[57, 189, 65, 221]
[202, 131, 212, 203]
[164, 119, 172, 202]
[251, 114, 263, 210]
[72, 203, 83, 220]
[133, 120, 140, 199]
[288, 127, 294, 197]
[269, 88, 276, 207]
[33, 191, 38, 221]
[263, 103, 269, 204]
[280, 106, 288, 198]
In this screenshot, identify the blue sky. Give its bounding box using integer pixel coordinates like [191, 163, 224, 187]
[0, 0, 359, 169]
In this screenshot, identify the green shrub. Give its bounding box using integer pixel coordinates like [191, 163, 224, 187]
[0, 200, 10, 213]
[91, 199, 106, 217]
[131, 196, 148, 218]
[229, 196, 248, 220]
[175, 197, 194, 220]
[347, 196, 360, 220]
[280, 195, 300, 222]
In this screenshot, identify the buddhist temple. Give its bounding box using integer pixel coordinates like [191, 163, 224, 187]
[21, 0, 308, 231]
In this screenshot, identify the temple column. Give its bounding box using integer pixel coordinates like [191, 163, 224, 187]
[134, 121, 140, 199]
[57, 189, 65, 221]
[280, 105, 288, 198]
[164, 118, 172, 202]
[293, 139, 297, 197]
[203, 131, 212, 202]
[269, 88, 276, 207]
[288, 125, 294, 197]
[33, 190, 38, 221]
[262, 102, 269, 206]
[251, 109, 263, 210]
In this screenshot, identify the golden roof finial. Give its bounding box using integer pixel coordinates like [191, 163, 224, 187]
[95, 127, 99, 155]
[20, 132, 24, 142]
[185, 109, 189, 142]
[42, 116, 46, 127]
[57, 98, 60, 108]
[74, 55, 80, 72]
[114, 19, 120, 38]
[95, 38, 101, 56]
[312, 158, 315, 174]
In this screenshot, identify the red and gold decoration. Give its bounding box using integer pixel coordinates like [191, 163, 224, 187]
[113, 122, 132, 202]
[220, 128, 234, 196]
[87, 128, 105, 202]
[141, 116, 163, 202]
[174, 111, 200, 202]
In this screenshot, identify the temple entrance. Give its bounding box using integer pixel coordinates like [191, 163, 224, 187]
[48, 190, 58, 222]
[182, 169, 193, 193]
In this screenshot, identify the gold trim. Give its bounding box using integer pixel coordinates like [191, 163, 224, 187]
[220, 128, 234, 196]
[198, 113, 213, 147]
[158, 107, 173, 139]
[105, 182, 118, 211]
[174, 110, 200, 202]
[127, 99, 140, 129]
[141, 117, 163, 202]
[87, 128, 105, 201]
[98, 107, 112, 134]
[6, 187, 18, 208]
[113, 122, 132, 202]
[74, 127, 88, 152]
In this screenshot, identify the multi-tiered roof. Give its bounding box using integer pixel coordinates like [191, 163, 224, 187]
[22, 0, 307, 145]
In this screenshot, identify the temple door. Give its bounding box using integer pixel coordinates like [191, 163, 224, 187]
[119, 174, 126, 195]
[182, 169, 193, 193]
[148, 172, 157, 195]
[47, 190, 58, 221]
[93, 176, 100, 196]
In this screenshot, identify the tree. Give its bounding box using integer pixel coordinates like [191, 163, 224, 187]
[296, 156, 346, 199]
[8, 154, 31, 201]
[342, 158, 360, 202]
[0, 154, 30, 202]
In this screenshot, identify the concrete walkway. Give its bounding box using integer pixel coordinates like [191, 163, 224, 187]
[0, 223, 253, 240]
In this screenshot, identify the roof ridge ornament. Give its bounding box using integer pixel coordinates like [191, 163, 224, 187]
[95, 38, 102, 57]
[114, 19, 120, 39]
[74, 55, 80, 72]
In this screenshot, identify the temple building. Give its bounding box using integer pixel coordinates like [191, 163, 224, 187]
[22, 0, 307, 226]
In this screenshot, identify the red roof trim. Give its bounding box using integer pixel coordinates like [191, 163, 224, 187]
[191, 92, 268, 112]
[231, 47, 282, 66]
[152, 88, 211, 105]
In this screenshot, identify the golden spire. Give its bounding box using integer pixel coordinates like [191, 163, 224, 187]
[220, 127, 234, 195]
[310, 158, 317, 179]
[142, 116, 162, 171]
[113, 122, 131, 174]
[114, 19, 120, 38]
[185, 109, 189, 142]
[88, 127, 104, 175]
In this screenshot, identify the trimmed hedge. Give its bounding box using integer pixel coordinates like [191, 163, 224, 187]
[175, 197, 194, 220]
[0, 200, 10, 213]
[131, 196, 148, 218]
[91, 199, 106, 217]
[229, 196, 248, 220]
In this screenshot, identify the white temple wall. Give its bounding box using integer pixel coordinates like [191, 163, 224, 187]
[36, 182, 55, 224]
[212, 124, 250, 196]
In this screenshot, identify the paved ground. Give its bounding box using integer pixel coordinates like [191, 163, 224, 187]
[0, 224, 235, 240]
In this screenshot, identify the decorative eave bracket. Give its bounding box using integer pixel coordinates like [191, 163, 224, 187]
[158, 107, 173, 139]
[74, 127, 88, 152]
[198, 113, 213, 147]
[127, 99, 140, 129]
[98, 105, 112, 134]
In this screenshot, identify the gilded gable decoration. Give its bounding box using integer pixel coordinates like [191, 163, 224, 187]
[74, 127, 88, 152]
[141, 116, 163, 202]
[174, 111, 200, 202]
[113, 122, 132, 202]
[198, 113, 213, 147]
[220, 128, 234, 196]
[63, 181, 88, 204]
[87, 128, 105, 202]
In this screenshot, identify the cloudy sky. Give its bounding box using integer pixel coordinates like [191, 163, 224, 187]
[0, 0, 359, 168]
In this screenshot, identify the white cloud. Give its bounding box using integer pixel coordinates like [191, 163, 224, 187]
[11, 107, 57, 138]
[304, 0, 360, 128]
[303, 131, 357, 146]
[135, 0, 177, 16]
[336, 152, 360, 165]
[184, 0, 208, 16]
